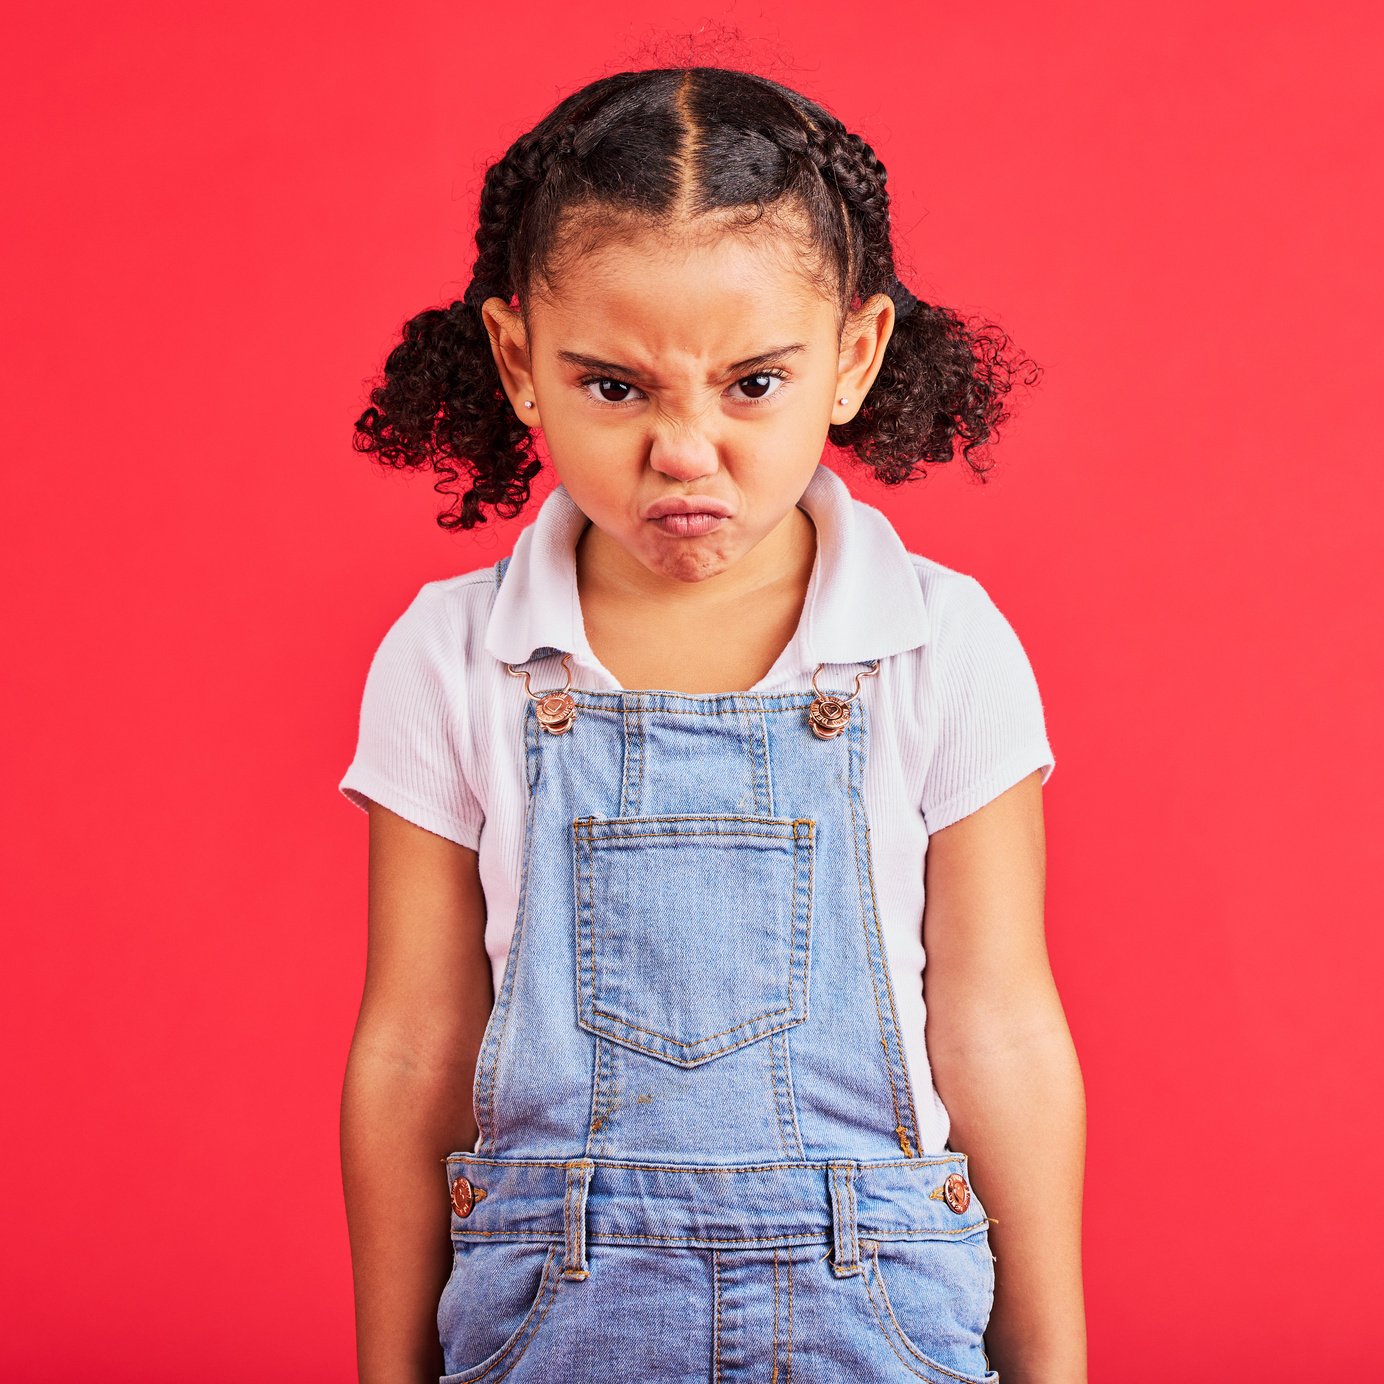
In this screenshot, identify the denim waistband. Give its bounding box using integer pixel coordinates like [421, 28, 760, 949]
[442, 1154, 990, 1280]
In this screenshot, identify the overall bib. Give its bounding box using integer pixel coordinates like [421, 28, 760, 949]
[437, 561, 998, 1383]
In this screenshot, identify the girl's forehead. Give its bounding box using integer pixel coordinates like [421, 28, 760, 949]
[531, 222, 837, 351]
[544, 211, 831, 301]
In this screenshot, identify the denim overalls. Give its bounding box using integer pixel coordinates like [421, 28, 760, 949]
[436, 560, 998, 1383]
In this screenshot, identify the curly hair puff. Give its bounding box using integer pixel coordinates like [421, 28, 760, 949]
[353, 66, 1040, 530]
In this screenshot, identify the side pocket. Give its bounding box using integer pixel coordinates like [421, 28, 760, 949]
[860, 1231, 998, 1384]
[573, 814, 815, 1066]
[437, 1240, 560, 1383]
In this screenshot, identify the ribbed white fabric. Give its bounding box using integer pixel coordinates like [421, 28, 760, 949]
[339, 463, 1054, 1153]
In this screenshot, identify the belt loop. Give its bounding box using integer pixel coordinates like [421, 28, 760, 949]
[828, 1161, 861, 1277]
[562, 1159, 595, 1280]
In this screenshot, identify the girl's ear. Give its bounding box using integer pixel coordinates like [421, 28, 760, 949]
[479, 298, 541, 424]
[834, 293, 896, 420]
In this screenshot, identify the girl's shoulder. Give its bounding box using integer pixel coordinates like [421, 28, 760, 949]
[375, 561, 506, 666]
[338, 561, 509, 847]
[842, 490, 1025, 650]
[349, 562, 505, 700]
[880, 541, 1056, 827]
[407, 560, 505, 608]
[905, 550, 1011, 640]
[903, 547, 979, 599]
[902, 545, 1044, 682]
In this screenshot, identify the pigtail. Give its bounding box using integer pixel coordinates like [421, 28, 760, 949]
[350, 122, 576, 531]
[352, 294, 539, 530]
[831, 291, 1040, 484]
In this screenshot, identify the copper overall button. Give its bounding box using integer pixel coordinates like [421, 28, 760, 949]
[942, 1172, 971, 1214]
[450, 1175, 487, 1218]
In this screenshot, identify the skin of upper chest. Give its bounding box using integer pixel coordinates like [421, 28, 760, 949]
[578, 581, 808, 692]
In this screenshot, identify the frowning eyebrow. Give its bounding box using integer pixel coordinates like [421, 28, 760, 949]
[555, 344, 807, 385]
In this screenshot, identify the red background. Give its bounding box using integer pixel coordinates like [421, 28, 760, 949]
[4, 3, 1380, 1379]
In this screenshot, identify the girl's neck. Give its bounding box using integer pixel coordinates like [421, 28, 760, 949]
[573, 506, 819, 694]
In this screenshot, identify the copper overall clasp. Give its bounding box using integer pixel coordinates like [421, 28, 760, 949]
[507, 653, 578, 734]
[807, 661, 881, 740]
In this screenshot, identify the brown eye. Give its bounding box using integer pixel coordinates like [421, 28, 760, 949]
[578, 376, 644, 406]
[731, 371, 786, 402]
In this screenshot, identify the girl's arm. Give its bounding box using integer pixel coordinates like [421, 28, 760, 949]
[922, 769, 1087, 1384]
[340, 802, 494, 1384]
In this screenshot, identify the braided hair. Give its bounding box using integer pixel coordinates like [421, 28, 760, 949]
[354, 67, 1039, 531]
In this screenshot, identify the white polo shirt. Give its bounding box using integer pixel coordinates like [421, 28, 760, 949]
[339, 462, 1055, 1153]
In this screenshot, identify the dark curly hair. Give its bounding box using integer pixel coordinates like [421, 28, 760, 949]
[353, 66, 1040, 531]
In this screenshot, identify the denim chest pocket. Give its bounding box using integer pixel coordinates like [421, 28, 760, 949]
[573, 815, 815, 1067]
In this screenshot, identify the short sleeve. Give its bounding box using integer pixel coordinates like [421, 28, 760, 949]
[338, 582, 484, 850]
[919, 573, 1055, 834]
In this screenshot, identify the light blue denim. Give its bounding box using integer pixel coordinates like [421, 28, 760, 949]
[435, 559, 999, 1382]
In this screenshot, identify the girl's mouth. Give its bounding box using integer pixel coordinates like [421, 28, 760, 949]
[649, 512, 728, 537]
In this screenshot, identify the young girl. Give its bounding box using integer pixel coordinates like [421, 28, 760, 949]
[339, 66, 1086, 1384]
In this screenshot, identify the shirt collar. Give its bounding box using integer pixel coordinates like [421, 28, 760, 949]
[483, 463, 930, 688]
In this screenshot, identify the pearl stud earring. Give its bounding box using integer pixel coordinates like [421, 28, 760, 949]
[523, 400, 534, 409]
[838, 396, 848, 405]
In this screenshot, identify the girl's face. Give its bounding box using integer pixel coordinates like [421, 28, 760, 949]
[483, 217, 895, 588]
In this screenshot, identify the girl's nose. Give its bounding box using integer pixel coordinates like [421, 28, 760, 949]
[647, 431, 719, 483]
